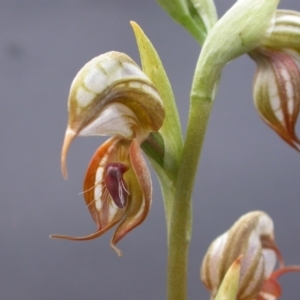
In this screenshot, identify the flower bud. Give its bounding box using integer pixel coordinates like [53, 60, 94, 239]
[201, 211, 278, 300]
[201, 211, 300, 300]
[249, 10, 300, 150]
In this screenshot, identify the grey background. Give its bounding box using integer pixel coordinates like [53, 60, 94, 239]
[0, 0, 299, 299]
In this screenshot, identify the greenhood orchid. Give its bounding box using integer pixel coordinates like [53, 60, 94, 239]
[201, 211, 300, 300]
[51, 51, 165, 256]
[250, 10, 300, 151]
[47, 1, 300, 298]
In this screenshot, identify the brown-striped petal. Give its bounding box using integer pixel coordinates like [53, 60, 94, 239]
[52, 137, 152, 256]
[250, 47, 300, 150]
[111, 139, 152, 256]
[262, 10, 300, 52]
[51, 137, 130, 242]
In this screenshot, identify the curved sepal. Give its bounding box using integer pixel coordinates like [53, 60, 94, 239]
[68, 51, 164, 135]
[61, 51, 165, 178]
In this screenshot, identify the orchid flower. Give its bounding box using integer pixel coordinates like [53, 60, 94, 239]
[51, 51, 165, 256]
[201, 211, 300, 300]
[249, 10, 300, 151]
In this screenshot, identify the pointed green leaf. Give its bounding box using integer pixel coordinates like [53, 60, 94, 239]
[156, 0, 217, 44]
[131, 21, 183, 180]
[189, 0, 217, 32]
[214, 257, 241, 300]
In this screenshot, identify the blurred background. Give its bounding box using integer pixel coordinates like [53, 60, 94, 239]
[0, 0, 299, 299]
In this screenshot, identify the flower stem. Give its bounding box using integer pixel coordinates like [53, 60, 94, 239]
[167, 54, 222, 300]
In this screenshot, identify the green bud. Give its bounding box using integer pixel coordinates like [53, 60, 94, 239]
[156, 0, 217, 44]
[200, 0, 279, 68]
[201, 211, 300, 300]
[249, 10, 300, 151]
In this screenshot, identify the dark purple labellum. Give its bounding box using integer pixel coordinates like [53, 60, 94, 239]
[105, 163, 129, 208]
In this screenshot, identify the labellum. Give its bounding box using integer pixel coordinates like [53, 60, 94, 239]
[105, 163, 129, 209]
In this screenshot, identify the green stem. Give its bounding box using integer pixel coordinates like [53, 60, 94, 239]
[167, 54, 222, 300]
[147, 158, 176, 239]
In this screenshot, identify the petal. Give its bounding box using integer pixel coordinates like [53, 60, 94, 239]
[221, 212, 267, 300]
[250, 48, 300, 150]
[262, 249, 277, 279]
[200, 232, 229, 296]
[110, 139, 152, 255]
[83, 137, 131, 227]
[78, 103, 137, 138]
[259, 265, 300, 300]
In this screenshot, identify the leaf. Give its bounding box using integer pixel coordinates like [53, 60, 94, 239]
[156, 0, 208, 44]
[214, 256, 241, 300]
[131, 21, 183, 180]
